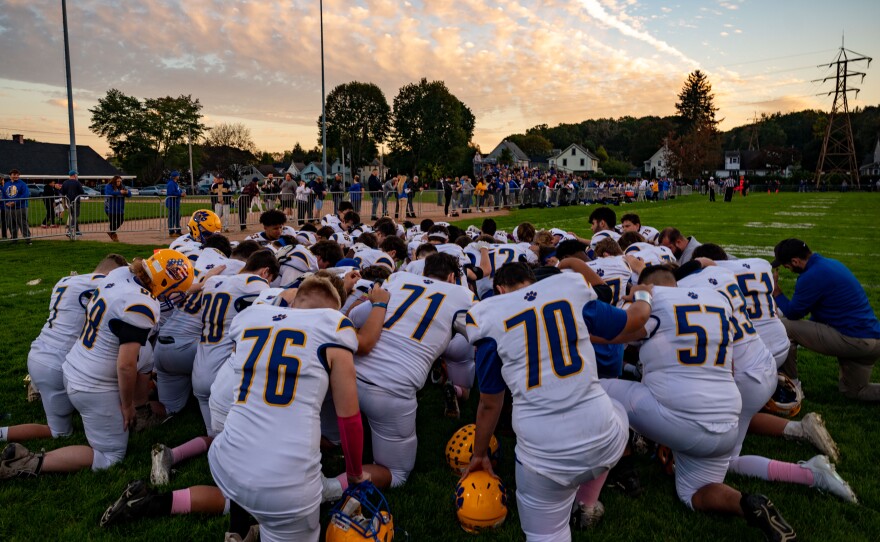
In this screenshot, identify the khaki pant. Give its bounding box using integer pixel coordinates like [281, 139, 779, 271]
[781, 317, 880, 401]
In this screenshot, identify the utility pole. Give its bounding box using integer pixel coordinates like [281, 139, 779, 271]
[813, 38, 871, 188]
[61, 0, 78, 174]
[187, 126, 195, 192]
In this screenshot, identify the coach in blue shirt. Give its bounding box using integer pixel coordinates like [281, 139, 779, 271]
[772, 238, 880, 401]
[165, 171, 185, 236]
[2, 169, 31, 243]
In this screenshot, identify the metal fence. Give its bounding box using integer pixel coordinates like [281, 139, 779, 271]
[0, 185, 696, 243]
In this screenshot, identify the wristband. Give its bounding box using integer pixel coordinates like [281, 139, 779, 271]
[371, 302, 388, 309]
[633, 290, 653, 308]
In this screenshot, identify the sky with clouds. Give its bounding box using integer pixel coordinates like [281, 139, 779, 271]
[0, 0, 877, 159]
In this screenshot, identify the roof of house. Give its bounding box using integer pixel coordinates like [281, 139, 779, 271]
[550, 143, 599, 161]
[0, 138, 122, 177]
[487, 140, 530, 162]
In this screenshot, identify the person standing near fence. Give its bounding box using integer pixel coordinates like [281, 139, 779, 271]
[41, 179, 61, 228]
[210, 174, 232, 232]
[2, 169, 31, 244]
[349, 174, 363, 214]
[311, 176, 326, 219]
[295, 179, 312, 225]
[103, 176, 130, 242]
[331, 173, 344, 213]
[165, 171, 185, 237]
[280, 173, 296, 219]
[441, 176, 453, 217]
[239, 177, 260, 231]
[61, 170, 84, 238]
[708, 177, 716, 202]
[368, 169, 383, 221]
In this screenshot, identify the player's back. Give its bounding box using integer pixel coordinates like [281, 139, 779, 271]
[212, 306, 357, 491]
[638, 286, 740, 423]
[716, 258, 789, 363]
[466, 273, 620, 478]
[589, 229, 621, 252]
[63, 267, 159, 393]
[352, 247, 394, 271]
[640, 225, 660, 244]
[625, 242, 675, 265]
[587, 255, 632, 307]
[355, 271, 474, 397]
[196, 273, 269, 358]
[465, 243, 530, 299]
[274, 245, 318, 288]
[37, 272, 106, 350]
[170, 234, 202, 260]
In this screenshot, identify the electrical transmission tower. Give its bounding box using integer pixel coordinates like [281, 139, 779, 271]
[747, 112, 760, 151]
[813, 40, 871, 188]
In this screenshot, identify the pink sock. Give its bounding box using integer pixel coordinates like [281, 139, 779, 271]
[335, 473, 350, 491]
[768, 460, 815, 486]
[453, 385, 464, 398]
[171, 436, 210, 466]
[575, 471, 609, 506]
[170, 489, 192, 515]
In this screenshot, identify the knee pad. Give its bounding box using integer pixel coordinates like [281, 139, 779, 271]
[92, 448, 125, 471]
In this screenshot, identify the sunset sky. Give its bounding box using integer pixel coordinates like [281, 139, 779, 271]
[0, 0, 877, 159]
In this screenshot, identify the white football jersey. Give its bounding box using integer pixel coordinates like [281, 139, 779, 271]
[716, 258, 789, 365]
[586, 256, 632, 307]
[321, 214, 344, 233]
[516, 242, 539, 264]
[63, 267, 159, 393]
[624, 242, 676, 266]
[465, 273, 624, 484]
[589, 229, 621, 252]
[193, 273, 270, 368]
[678, 267, 775, 377]
[639, 225, 660, 244]
[354, 271, 474, 398]
[244, 226, 297, 246]
[170, 234, 202, 260]
[36, 272, 106, 351]
[210, 306, 358, 510]
[637, 286, 741, 425]
[274, 245, 319, 288]
[341, 278, 374, 315]
[435, 243, 471, 267]
[352, 247, 395, 271]
[464, 243, 531, 299]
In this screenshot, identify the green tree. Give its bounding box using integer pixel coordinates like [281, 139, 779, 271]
[595, 145, 610, 162]
[498, 147, 514, 167]
[206, 122, 257, 154]
[391, 78, 475, 178]
[319, 81, 391, 170]
[675, 70, 719, 134]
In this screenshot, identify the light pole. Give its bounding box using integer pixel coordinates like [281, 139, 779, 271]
[187, 126, 195, 192]
[62, 0, 77, 173]
[320, 0, 327, 180]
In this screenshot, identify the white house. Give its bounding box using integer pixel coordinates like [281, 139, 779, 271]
[330, 159, 352, 179]
[548, 144, 599, 174]
[299, 162, 325, 180]
[284, 162, 301, 178]
[486, 140, 530, 168]
[859, 138, 880, 177]
[643, 145, 671, 178]
[357, 158, 389, 183]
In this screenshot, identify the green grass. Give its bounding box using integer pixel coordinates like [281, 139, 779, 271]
[1, 193, 880, 541]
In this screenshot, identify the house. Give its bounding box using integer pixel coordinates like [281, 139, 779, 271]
[715, 149, 794, 179]
[548, 144, 600, 174]
[643, 144, 671, 178]
[284, 162, 302, 178]
[299, 162, 325, 181]
[486, 140, 530, 168]
[859, 138, 880, 177]
[357, 158, 389, 182]
[0, 133, 127, 180]
[330, 159, 352, 179]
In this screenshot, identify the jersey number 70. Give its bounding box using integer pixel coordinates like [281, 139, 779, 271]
[504, 300, 584, 389]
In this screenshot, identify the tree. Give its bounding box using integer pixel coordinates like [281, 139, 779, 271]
[318, 82, 391, 170]
[675, 70, 719, 134]
[498, 147, 514, 167]
[390, 78, 475, 178]
[595, 145, 610, 163]
[90, 89, 206, 179]
[206, 122, 257, 154]
[201, 145, 258, 183]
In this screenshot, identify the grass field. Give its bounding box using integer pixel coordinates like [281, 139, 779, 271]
[1, 192, 879, 541]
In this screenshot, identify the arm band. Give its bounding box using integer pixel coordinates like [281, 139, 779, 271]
[633, 290, 653, 308]
[337, 413, 364, 478]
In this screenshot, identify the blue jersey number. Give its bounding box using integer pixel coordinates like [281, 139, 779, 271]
[504, 300, 584, 389]
[201, 292, 232, 343]
[736, 272, 777, 321]
[47, 286, 68, 329]
[80, 297, 107, 349]
[724, 284, 757, 342]
[383, 284, 447, 341]
[236, 328, 305, 407]
[674, 304, 731, 366]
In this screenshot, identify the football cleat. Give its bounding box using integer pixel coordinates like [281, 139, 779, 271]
[224, 525, 260, 542]
[656, 445, 675, 476]
[150, 444, 173, 486]
[762, 374, 803, 418]
[442, 382, 460, 419]
[188, 209, 222, 243]
[799, 455, 857, 504]
[0, 443, 44, 479]
[326, 481, 395, 541]
[740, 493, 797, 542]
[571, 500, 605, 529]
[100, 480, 158, 527]
[455, 471, 508, 533]
[798, 413, 840, 463]
[132, 405, 168, 433]
[445, 424, 500, 475]
[321, 474, 344, 504]
[23, 374, 41, 403]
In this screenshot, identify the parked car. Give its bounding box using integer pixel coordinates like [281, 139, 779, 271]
[81, 186, 100, 199]
[26, 183, 44, 197]
[139, 184, 167, 196]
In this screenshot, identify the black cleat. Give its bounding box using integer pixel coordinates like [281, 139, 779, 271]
[443, 382, 460, 419]
[100, 480, 157, 527]
[741, 493, 797, 542]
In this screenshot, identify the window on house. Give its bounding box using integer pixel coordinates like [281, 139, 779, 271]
[563, 159, 568, 167]
[731, 157, 738, 164]
[658, 161, 662, 167]
[571, 149, 576, 156]
[580, 158, 585, 166]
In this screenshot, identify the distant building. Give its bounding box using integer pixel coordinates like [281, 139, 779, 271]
[486, 140, 530, 168]
[715, 149, 793, 178]
[859, 138, 880, 177]
[643, 144, 671, 178]
[330, 159, 352, 179]
[299, 162, 325, 181]
[548, 144, 599, 174]
[357, 158, 389, 182]
[0, 134, 125, 180]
